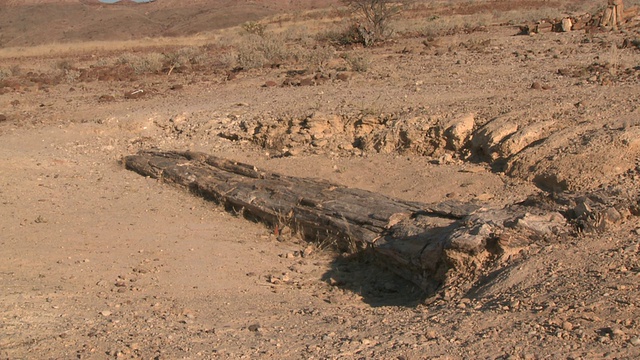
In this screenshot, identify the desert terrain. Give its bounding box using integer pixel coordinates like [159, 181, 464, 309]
[1, 0, 640, 359]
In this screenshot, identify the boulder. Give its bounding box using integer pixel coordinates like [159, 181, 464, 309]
[497, 121, 556, 158]
[443, 113, 475, 151]
[471, 117, 519, 158]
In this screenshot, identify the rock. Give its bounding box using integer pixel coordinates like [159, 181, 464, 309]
[560, 18, 573, 32]
[515, 212, 566, 236]
[312, 139, 328, 147]
[447, 223, 493, 253]
[562, 321, 573, 331]
[100, 310, 112, 317]
[282, 78, 299, 86]
[299, 78, 314, 86]
[170, 84, 183, 90]
[620, 127, 640, 151]
[630, 337, 640, 346]
[98, 94, 115, 102]
[263, 80, 277, 87]
[425, 330, 438, 340]
[471, 116, 519, 159]
[0, 114, 6, 122]
[279, 225, 292, 236]
[603, 207, 623, 224]
[336, 72, 350, 81]
[124, 89, 145, 99]
[475, 193, 493, 201]
[302, 245, 314, 258]
[248, 324, 261, 332]
[497, 121, 555, 158]
[436, 153, 454, 165]
[531, 82, 543, 90]
[611, 328, 626, 338]
[443, 113, 475, 150]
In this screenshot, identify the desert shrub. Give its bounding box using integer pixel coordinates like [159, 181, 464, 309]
[137, 53, 165, 74]
[116, 52, 164, 74]
[342, 53, 371, 72]
[0, 67, 13, 80]
[63, 69, 81, 83]
[236, 34, 288, 69]
[242, 21, 267, 37]
[10, 65, 22, 76]
[305, 44, 336, 70]
[115, 52, 138, 66]
[219, 50, 239, 68]
[342, 0, 409, 46]
[318, 22, 369, 46]
[55, 60, 74, 71]
[94, 58, 110, 67]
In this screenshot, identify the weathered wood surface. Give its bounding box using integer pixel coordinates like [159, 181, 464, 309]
[124, 150, 567, 294]
[601, 0, 625, 29]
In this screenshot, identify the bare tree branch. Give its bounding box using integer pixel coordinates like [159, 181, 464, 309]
[342, 0, 409, 46]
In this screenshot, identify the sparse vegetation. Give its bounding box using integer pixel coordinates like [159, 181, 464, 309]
[0, 67, 13, 80]
[241, 21, 268, 37]
[342, 0, 410, 46]
[116, 52, 165, 74]
[342, 52, 371, 72]
[236, 34, 288, 69]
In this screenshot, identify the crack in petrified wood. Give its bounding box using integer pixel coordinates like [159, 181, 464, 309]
[124, 150, 567, 293]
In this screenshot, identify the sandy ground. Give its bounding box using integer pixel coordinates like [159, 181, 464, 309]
[1, 1, 640, 359]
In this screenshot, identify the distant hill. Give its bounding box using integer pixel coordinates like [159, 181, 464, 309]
[0, 0, 340, 47]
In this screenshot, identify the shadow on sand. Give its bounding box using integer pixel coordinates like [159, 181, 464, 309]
[321, 249, 430, 308]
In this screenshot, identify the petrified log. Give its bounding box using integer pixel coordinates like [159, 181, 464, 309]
[601, 0, 625, 29]
[124, 150, 567, 294]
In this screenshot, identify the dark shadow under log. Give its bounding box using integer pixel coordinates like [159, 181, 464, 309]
[124, 150, 568, 295]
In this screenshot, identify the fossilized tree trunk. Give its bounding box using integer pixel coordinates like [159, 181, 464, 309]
[601, 0, 625, 29]
[124, 150, 567, 295]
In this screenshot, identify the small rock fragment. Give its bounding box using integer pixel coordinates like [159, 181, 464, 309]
[336, 72, 350, 81]
[302, 245, 314, 258]
[426, 330, 438, 340]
